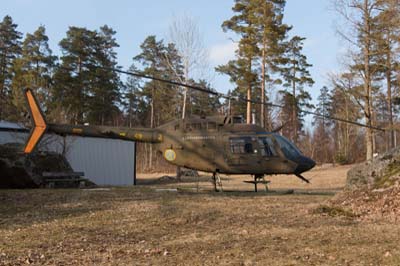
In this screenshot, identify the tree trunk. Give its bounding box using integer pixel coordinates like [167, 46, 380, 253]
[149, 86, 155, 170]
[386, 43, 395, 149]
[345, 95, 349, 160]
[246, 57, 252, 124]
[363, 0, 374, 161]
[182, 58, 190, 119]
[292, 65, 297, 144]
[261, 41, 266, 128]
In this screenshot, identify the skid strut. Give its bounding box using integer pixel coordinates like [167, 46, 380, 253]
[244, 175, 270, 192]
[212, 172, 223, 192]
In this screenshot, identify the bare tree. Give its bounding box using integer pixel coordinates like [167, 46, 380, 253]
[333, 0, 383, 160]
[168, 13, 210, 119]
[374, 0, 400, 149]
[167, 14, 211, 180]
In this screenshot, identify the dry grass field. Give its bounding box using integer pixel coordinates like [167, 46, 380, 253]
[1, 165, 400, 265]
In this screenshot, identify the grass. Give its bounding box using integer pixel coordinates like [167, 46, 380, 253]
[313, 205, 357, 218]
[1, 165, 400, 265]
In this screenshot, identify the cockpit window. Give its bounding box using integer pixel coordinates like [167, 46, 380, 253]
[230, 137, 253, 154]
[274, 134, 302, 160]
[258, 137, 277, 157]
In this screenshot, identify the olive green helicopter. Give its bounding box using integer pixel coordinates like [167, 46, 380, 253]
[22, 69, 384, 192]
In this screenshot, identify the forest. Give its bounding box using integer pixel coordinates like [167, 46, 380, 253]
[0, 0, 399, 171]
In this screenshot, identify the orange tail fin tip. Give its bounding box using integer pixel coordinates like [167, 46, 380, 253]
[24, 89, 47, 153]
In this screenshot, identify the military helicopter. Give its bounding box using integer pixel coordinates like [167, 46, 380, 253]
[22, 69, 384, 192]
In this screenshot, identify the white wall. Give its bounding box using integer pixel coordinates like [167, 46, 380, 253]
[0, 129, 135, 186]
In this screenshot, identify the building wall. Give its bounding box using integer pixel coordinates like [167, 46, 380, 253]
[0, 127, 135, 186]
[61, 136, 135, 186]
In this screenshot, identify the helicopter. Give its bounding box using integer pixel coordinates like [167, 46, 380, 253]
[22, 68, 384, 192]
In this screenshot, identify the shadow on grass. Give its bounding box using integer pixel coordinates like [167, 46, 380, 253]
[137, 175, 231, 185]
[152, 188, 339, 198]
[0, 188, 163, 230]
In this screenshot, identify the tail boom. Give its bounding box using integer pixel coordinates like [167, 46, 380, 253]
[48, 124, 163, 143]
[23, 88, 162, 154]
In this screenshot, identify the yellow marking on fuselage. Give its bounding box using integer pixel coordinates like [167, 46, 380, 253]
[72, 128, 83, 134]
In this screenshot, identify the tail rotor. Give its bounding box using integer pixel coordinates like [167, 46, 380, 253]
[24, 88, 47, 153]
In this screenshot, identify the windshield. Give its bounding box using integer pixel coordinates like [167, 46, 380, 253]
[274, 134, 302, 160]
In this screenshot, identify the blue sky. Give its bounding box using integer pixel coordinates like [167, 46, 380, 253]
[2, 0, 344, 108]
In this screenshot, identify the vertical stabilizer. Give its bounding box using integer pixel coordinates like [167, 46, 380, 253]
[24, 88, 47, 153]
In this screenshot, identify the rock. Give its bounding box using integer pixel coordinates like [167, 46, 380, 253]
[180, 168, 199, 177]
[346, 147, 400, 189]
[328, 146, 400, 221]
[0, 143, 77, 188]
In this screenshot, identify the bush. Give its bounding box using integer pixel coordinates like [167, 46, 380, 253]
[335, 153, 348, 165]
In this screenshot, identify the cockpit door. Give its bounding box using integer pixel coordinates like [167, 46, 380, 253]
[226, 136, 258, 166]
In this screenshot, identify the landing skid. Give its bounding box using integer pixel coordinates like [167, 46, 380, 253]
[244, 174, 270, 192]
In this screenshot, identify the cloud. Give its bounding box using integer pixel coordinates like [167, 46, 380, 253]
[208, 42, 238, 65]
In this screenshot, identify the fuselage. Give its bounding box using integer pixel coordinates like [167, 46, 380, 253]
[155, 115, 316, 175]
[43, 115, 315, 176]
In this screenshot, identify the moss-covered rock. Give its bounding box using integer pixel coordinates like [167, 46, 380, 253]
[346, 147, 400, 189]
[328, 147, 400, 221]
[0, 143, 74, 188]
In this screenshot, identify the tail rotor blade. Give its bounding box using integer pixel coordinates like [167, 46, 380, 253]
[24, 88, 47, 153]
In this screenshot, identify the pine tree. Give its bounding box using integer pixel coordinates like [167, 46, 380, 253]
[217, 0, 259, 124]
[279, 36, 314, 144]
[53, 27, 97, 124]
[314, 86, 332, 130]
[133, 36, 183, 127]
[312, 86, 333, 163]
[189, 79, 221, 116]
[133, 36, 183, 171]
[0, 15, 22, 119]
[52, 26, 121, 125]
[87, 25, 121, 126]
[11, 26, 56, 119]
[251, 0, 290, 129]
[123, 64, 145, 127]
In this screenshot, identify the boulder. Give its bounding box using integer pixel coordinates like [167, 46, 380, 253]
[328, 147, 400, 221]
[0, 143, 75, 188]
[346, 147, 400, 189]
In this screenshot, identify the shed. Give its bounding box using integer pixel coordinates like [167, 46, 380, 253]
[0, 121, 136, 186]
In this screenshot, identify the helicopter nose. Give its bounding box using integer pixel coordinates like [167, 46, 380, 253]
[294, 156, 316, 174]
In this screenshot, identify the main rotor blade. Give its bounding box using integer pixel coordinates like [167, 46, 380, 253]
[112, 68, 385, 132]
